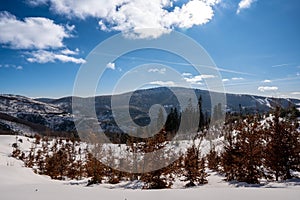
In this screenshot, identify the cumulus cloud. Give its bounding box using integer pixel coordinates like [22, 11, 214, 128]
[258, 86, 278, 92]
[106, 62, 116, 70]
[16, 66, 23, 70]
[0, 11, 72, 49]
[263, 79, 272, 83]
[149, 81, 176, 87]
[222, 78, 229, 82]
[29, 0, 221, 39]
[61, 48, 79, 55]
[148, 68, 166, 74]
[182, 72, 192, 77]
[237, 0, 256, 14]
[27, 50, 86, 64]
[184, 74, 215, 84]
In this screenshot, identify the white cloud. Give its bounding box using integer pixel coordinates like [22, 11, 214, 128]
[182, 72, 192, 77]
[27, 50, 86, 64]
[263, 79, 272, 83]
[237, 0, 256, 14]
[16, 66, 23, 70]
[0, 64, 23, 70]
[297, 72, 300, 76]
[66, 24, 76, 32]
[232, 77, 244, 81]
[200, 74, 216, 79]
[0, 11, 72, 49]
[222, 77, 244, 82]
[184, 74, 215, 84]
[148, 68, 166, 74]
[271, 63, 292, 68]
[26, 0, 48, 6]
[291, 92, 300, 95]
[61, 48, 79, 55]
[258, 86, 278, 92]
[106, 62, 116, 70]
[29, 0, 221, 39]
[149, 81, 176, 87]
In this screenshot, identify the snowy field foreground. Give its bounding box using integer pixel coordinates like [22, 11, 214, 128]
[1, 135, 300, 200]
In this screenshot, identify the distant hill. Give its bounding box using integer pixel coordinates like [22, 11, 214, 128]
[0, 94, 76, 137]
[1, 87, 299, 137]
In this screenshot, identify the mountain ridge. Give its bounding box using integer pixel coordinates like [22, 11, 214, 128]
[1, 87, 299, 136]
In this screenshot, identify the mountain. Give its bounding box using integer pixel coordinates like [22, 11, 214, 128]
[1, 87, 300, 137]
[37, 87, 300, 120]
[0, 94, 76, 137]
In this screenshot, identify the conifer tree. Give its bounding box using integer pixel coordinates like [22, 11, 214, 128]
[264, 107, 300, 181]
[35, 149, 45, 174]
[140, 130, 174, 189]
[85, 151, 106, 185]
[45, 147, 69, 180]
[221, 117, 264, 184]
[165, 108, 180, 133]
[235, 117, 264, 184]
[25, 144, 35, 168]
[183, 144, 208, 187]
[180, 98, 198, 133]
[221, 124, 239, 181]
[197, 96, 205, 132]
[206, 146, 220, 171]
[157, 107, 165, 131]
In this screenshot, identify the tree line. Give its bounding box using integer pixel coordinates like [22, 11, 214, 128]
[207, 106, 300, 183]
[11, 101, 300, 188]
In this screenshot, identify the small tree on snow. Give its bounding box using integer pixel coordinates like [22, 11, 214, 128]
[264, 107, 300, 181]
[183, 144, 208, 187]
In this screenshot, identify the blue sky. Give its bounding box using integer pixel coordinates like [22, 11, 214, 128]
[0, 0, 299, 99]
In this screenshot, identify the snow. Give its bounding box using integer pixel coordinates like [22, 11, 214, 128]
[252, 96, 272, 108]
[0, 94, 74, 134]
[0, 119, 38, 136]
[296, 103, 300, 112]
[1, 135, 300, 200]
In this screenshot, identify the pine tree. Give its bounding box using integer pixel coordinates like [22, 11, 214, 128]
[140, 130, 174, 189]
[221, 116, 264, 184]
[165, 108, 179, 133]
[157, 107, 165, 131]
[234, 117, 264, 184]
[25, 144, 35, 168]
[197, 96, 205, 132]
[66, 140, 78, 179]
[75, 147, 84, 180]
[85, 151, 106, 185]
[183, 144, 208, 187]
[179, 98, 198, 134]
[35, 149, 45, 174]
[45, 146, 69, 180]
[206, 146, 220, 171]
[221, 123, 239, 181]
[11, 138, 21, 159]
[264, 107, 300, 181]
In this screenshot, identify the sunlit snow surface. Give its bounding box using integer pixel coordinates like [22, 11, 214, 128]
[0, 135, 299, 200]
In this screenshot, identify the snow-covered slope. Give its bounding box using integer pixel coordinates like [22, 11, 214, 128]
[0, 94, 75, 135]
[0, 135, 299, 200]
[0, 94, 63, 114]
